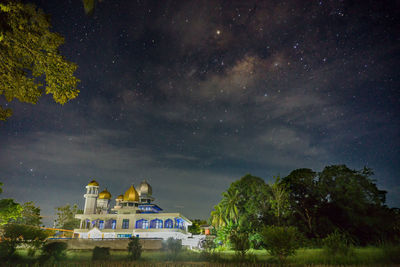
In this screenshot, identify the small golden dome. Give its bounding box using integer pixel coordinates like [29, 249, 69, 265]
[138, 180, 152, 196]
[88, 180, 99, 186]
[98, 189, 111, 199]
[116, 194, 124, 200]
[123, 185, 139, 202]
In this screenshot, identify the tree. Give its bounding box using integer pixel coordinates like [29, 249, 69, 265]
[221, 188, 240, 223]
[0, 1, 79, 121]
[188, 219, 207, 235]
[0, 183, 22, 225]
[16, 201, 42, 226]
[127, 237, 142, 260]
[210, 204, 226, 229]
[269, 176, 290, 226]
[54, 204, 82, 230]
[317, 165, 388, 243]
[282, 168, 321, 237]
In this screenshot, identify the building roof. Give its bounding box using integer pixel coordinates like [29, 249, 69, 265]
[87, 180, 99, 186]
[98, 189, 112, 199]
[123, 185, 139, 201]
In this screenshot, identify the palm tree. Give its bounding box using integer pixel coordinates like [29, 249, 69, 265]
[211, 204, 226, 229]
[221, 188, 240, 223]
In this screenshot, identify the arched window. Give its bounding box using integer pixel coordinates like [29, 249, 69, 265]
[150, 219, 163, 229]
[99, 220, 104, 229]
[135, 219, 149, 229]
[164, 219, 173, 228]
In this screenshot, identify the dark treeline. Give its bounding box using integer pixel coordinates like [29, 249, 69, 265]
[210, 164, 400, 247]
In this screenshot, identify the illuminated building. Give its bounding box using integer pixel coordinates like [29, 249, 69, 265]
[74, 180, 193, 241]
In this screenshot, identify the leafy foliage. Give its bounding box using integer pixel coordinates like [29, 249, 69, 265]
[127, 237, 142, 260]
[0, 199, 22, 225]
[269, 176, 290, 226]
[322, 229, 354, 256]
[54, 204, 82, 230]
[16, 201, 42, 226]
[0, 1, 79, 121]
[40, 241, 68, 262]
[261, 225, 302, 263]
[229, 230, 250, 260]
[188, 219, 207, 235]
[0, 223, 48, 259]
[163, 237, 182, 261]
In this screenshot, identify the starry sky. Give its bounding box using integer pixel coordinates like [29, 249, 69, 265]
[0, 0, 399, 226]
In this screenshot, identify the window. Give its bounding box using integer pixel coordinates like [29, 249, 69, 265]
[175, 218, 184, 229]
[135, 219, 149, 229]
[164, 219, 173, 228]
[99, 220, 104, 229]
[111, 220, 116, 229]
[128, 203, 134, 206]
[122, 219, 129, 229]
[150, 219, 163, 229]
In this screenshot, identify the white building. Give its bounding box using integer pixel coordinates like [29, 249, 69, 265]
[74, 179, 194, 241]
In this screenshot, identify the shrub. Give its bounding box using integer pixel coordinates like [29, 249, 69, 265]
[201, 236, 216, 252]
[0, 241, 16, 260]
[229, 231, 250, 260]
[127, 237, 142, 260]
[164, 237, 182, 261]
[261, 225, 301, 263]
[40, 241, 68, 261]
[322, 230, 353, 256]
[92, 246, 110, 261]
[0, 223, 47, 260]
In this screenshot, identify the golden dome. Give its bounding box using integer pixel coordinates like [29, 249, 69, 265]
[123, 185, 139, 202]
[98, 189, 111, 199]
[87, 180, 99, 186]
[116, 194, 124, 200]
[138, 180, 152, 196]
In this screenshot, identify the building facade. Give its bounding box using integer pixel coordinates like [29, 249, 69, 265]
[74, 180, 192, 240]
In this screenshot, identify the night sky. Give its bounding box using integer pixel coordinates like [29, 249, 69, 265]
[0, 0, 399, 226]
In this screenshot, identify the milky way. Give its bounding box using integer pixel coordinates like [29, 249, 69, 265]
[0, 0, 399, 226]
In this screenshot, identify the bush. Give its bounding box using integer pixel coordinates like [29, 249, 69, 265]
[262, 225, 301, 263]
[322, 230, 353, 256]
[229, 231, 250, 260]
[92, 246, 110, 261]
[0, 241, 16, 260]
[40, 241, 68, 262]
[163, 237, 182, 261]
[127, 237, 142, 260]
[0, 223, 47, 260]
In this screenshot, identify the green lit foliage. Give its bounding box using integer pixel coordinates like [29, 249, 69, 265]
[188, 219, 207, 235]
[54, 204, 82, 230]
[0, 183, 23, 225]
[127, 237, 142, 260]
[16, 201, 42, 226]
[261, 225, 302, 263]
[0, 1, 79, 121]
[269, 176, 290, 226]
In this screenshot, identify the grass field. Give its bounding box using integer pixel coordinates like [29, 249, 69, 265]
[6, 246, 399, 266]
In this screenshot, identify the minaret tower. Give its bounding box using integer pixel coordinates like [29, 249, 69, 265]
[84, 180, 99, 214]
